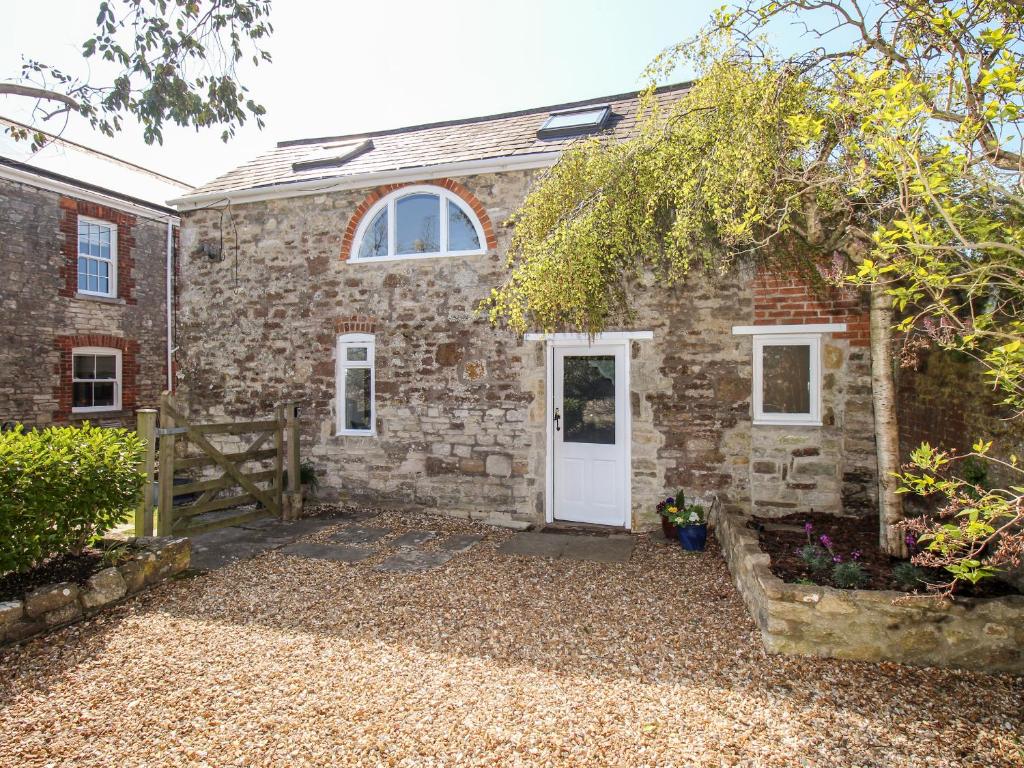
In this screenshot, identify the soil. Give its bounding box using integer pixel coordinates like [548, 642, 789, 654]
[752, 511, 1020, 598]
[0, 549, 106, 603]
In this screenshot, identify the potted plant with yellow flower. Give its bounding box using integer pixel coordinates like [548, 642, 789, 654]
[655, 492, 684, 540]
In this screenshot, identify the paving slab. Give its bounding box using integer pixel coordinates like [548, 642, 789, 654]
[437, 534, 484, 552]
[375, 550, 453, 573]
[329, 526, 391, 545]
[560, 535, 635, 563]
[497, 531, 636, 562]
[496, 532, 573, 558]
[392, 530, 438, 548]
[279, 542, 374, 563]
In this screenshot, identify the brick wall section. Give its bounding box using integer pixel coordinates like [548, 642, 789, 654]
[753, 271, 870, 346]
[177, 170, 880, 527]
[897, 348, 1024, 477]
[58, 197, 138, 304]
[339, 178, 498, 261]
[748, 269, 877, 516]
[53, 334, 140, 419]
[0, 177, 169, 428]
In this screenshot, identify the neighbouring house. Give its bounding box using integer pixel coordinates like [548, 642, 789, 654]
[0, 128, 191, 429]
[170, 84, 879, 531]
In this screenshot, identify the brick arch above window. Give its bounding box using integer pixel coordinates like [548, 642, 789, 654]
[340, 178, 497, 262]
[334, 315, 378, 334]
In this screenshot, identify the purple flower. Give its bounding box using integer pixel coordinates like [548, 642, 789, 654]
[804, 522, 814, 534]
[667, 497, 675, 504]
[819, 534, 833, 550]
[851, 550, 862, 561]
[833, 555, 842, 563]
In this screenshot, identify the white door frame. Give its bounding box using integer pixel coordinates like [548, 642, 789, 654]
[535, 332, 653, 529]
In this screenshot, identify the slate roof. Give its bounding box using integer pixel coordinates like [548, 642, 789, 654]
[187, 82, 692, 197]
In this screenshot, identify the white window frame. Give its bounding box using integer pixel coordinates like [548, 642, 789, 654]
[349, 184, 487, 263]
[77, 216, 118, 298]
[751, 333, 822, 426]
[336, 333, 376, 436]
[71, 346, 122, 414]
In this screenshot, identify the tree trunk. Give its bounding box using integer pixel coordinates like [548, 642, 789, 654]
[869, 282, 906, 557]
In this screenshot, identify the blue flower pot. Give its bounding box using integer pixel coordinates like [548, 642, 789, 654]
[678, 524, 708, 552]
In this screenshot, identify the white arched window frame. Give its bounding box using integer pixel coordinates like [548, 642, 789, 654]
[350, 184, 488, 263]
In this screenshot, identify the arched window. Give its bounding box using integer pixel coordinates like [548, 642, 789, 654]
[351, 185, 487, 262]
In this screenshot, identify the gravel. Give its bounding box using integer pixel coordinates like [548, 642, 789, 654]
[1, 508, 1021, 767]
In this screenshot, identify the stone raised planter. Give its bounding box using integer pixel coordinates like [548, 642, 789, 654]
[0, 536, 190, 647]
[716, 510, 1024, 673]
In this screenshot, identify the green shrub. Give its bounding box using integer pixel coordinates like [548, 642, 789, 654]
[0, 423, 145, 575]
[832, 561, 868, 590]
[799, 544, 832, 574]
[892, 561, 928, 592]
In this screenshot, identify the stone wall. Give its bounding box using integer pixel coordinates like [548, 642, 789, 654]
[716, 508, 1024, 672]
[0, 537, 190, 646]
[0, 177, 171, 428]
[176, 170, 878, 529]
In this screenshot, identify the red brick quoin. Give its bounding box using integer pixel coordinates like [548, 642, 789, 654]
[58, 196, 137, 303]
[53, 335, 140, 420]
[754, 270, 870, 347]
[339, 179, 498, 261]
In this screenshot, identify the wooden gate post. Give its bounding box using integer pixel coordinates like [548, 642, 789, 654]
[157, 392, 177, 536]
[135, 409, 157, 537]
[284, 402, 303, 521]
[273, 404, 285, 518]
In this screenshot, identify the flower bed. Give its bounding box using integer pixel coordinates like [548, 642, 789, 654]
[0, 537, 190, 646]
[716, 509, 1024, 673]
[755, 511, 1018, 597]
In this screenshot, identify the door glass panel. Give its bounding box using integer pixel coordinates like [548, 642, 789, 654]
[762, 344, 811, 413]
[563, 355, 615, 444]
[344, 367, 372, 431]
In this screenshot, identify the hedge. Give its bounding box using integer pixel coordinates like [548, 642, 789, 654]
[0, 423, 145, 575]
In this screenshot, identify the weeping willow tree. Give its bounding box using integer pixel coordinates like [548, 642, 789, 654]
[484, 0, 1024, 581]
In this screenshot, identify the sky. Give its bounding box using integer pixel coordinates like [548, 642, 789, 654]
[0, 0, 820, 199]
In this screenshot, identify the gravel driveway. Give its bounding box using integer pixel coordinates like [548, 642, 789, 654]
[1, 509, 1021, 767]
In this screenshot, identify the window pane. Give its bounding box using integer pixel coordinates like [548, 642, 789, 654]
[396, 194, 440, 254]
[563, 355, 615, 444]
[92, 382, 115, 407]
[88, 274, 98, 292]
[344, 368, 372, 431]
[447, 200, 481, 251]
[762, 344, 811, 414]
[346, 347, 368, 362]
[78, 269, 88, 291]
[73, 355, 95, 379]
[73, 382, 93, 408]
[357, 209, 388, 259]
[544, 108, 607, 130]
[95, 355, 117, 379]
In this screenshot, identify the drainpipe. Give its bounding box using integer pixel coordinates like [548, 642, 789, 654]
[166, 219, 174, 391]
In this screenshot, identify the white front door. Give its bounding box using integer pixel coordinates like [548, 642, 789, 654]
[552, 344, 628, 526]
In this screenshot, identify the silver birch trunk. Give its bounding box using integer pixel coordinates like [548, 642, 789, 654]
[869, 282, 907, 557]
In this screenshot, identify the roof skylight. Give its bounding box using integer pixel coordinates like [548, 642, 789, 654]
[537, 105, 611, 139]
[291, 138, 374, 172]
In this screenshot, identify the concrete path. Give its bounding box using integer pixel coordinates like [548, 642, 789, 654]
[188, 514, 358, 570]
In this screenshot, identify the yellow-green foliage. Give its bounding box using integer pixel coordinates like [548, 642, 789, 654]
[0, 424, 145, 575]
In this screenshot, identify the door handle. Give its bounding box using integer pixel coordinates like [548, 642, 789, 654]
[553, 407, 561, 432]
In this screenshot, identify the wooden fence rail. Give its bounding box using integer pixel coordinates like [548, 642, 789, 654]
[135, 393, 301, 537]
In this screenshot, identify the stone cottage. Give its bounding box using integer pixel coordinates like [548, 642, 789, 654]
[0, 148, 188, 429]
[171, 84, 878, 530]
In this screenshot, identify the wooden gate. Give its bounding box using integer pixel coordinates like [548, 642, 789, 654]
[134, 393, 302, 537]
